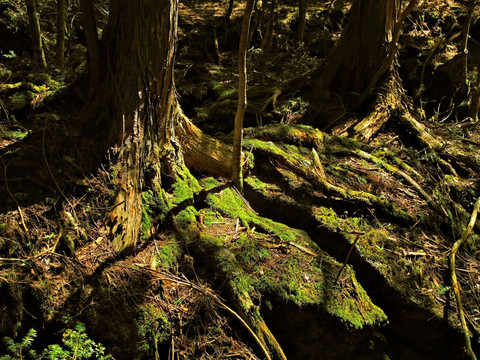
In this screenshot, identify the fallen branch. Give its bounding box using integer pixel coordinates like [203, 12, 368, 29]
[449, 196, 480, 360]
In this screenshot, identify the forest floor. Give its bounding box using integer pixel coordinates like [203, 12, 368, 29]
[0, 0, 480, 359]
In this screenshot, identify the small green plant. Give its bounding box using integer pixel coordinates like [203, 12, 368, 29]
[2, 50, 17, 60]
[1, 328, 37, 360]
[1, 323, 114, 359]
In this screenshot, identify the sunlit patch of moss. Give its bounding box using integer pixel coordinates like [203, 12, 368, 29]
[198, 176, 222, 190]
[155, 241, 182, 268]
[142, 189, 170, 224]
[312, 206, 344, 231]
[0, 129, 28, 140]
[201, 209, 224, 227]
[170, 165, 202, 205]
[173, 206, 198, 240]
[174, 189, 386, 329]
[325, 269, 387, 329]
[140, 205, 152, 240]
[206, 187, 310, 244]
[244, 176, 282, 197]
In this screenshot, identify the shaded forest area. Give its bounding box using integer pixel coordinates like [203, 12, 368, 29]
[0, 0, 480, 359]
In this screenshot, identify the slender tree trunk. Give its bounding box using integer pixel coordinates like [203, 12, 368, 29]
[232, 0, 256, 191]
[225, 0, 234, 24]
[80, 0, 100, 85]
[297, 0, 307, 43]
[56, 0, 66, 68]
[259, 0, 275, 84]
[25, 0, 47, 68]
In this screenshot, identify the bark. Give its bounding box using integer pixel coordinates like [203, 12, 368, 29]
[233, 0, 256, 191]
[259, 0, 275, 84]
[92, 0, 179, 252]
[224, 0, 234, 24]
[303, 0, 402, 128]
[296, 0, 307, 43]
[80, 0, 100, 85]
[56, 0, 66, 68]
[89, 0, 231, 252]
[25, 0, 47, 68]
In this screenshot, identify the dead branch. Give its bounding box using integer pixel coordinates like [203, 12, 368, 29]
[449, 196, 480, 360]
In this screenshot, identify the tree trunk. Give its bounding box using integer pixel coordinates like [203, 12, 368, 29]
[225, 0, 234, 24]
[25, 0, 47, 68]
[296, 0, 307, 43]
[233, 0, 256, 191]
[80, 0, 100, 86]
[303, 0, 395, 128]
[56, 0, 65, 68]
[89, 0, 232, 252]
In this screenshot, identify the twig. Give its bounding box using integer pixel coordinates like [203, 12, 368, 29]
[1, 156, 30, 239]
[335, 234, 361, 285]
[449, 196, 480, 360]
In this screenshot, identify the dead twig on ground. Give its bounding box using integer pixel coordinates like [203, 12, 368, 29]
[449, 196, 480, 360]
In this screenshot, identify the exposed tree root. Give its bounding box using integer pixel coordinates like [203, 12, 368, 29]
[243, 137, 413, 223]
[449, 196, 480, 360]
[175, 110, 233, 178]
[174, 207, 287, 360]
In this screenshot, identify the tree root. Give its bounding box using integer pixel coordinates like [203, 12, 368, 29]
[174, 208, 287, 360]
[175, 111, 233, 178]
[449, 196, 480, 360]
[244, 137, 413, 223]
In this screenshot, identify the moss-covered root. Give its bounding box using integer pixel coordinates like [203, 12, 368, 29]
[244, 123, 327, 150]
[173, 207, 286, 360]
[244, 138, 412, 222]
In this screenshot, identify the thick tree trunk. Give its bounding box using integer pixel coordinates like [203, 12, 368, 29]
[304, 0, 395, 128]
[56, 0, 65, 68]
[91, 0, 232, 252]
[93, 0, 179, 252]
[25, 0, 47, 68]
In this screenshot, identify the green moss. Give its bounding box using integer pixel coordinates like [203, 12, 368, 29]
[324, 268, 387, 329]
[198, 177, 222, 190]
[9, 91, 34, 111]
[137, 304, 171, 355]
[201, 210, 224, 227]
[140, 205, 152, 240]
[170, 165, 202, 205]
[175, 188, 386, 329]
[313, 206, 344, 231]
[206, 187, 309, 244]
[173, 206, 199, 240]
[0, 129, 28, 140]
[0, 65, 12, 81]
[244, 176, 282, 197]
[155, 241, 182, 268]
